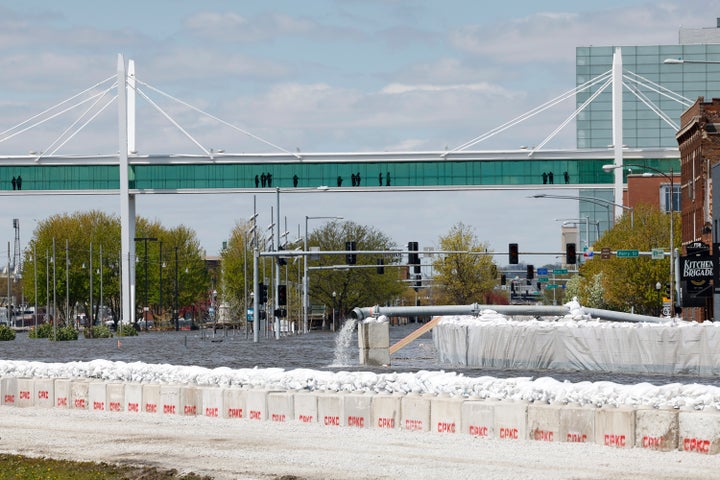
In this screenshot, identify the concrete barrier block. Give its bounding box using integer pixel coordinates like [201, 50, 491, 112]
[317, 393, 343, 427]
[160, 385, 181, 416]
[494, 401, 528, 441]
[142, 384, 160, 414]
[679, 409, 720, 454]
[34, 378, 54, 408]
[16, 378, 34, 407]
[430, 395, 463, 434]
[268, 391, 294, 423]
[223, 388, 246, 419]
[401, 394, 431, 432]
[595, 406, 635, 449]
[294, 392, 318, 424]
[635, 407, 678, 451]
[1, 377, 17, 406]
[54, 379, 71, 409]
[107, 383, 124, 412]
[201, 386, 223, 418]
[461, 400, 496, 438]
[124, 383, 142, 413]
[70, 380, 90, 410]
[343, 393, 373, 429]
[528, 403, 561, 442]
[372, 394, 401, 430]
[246, 390, 272, 421]
[88, 382, 108, 412]
[180, 386, 201, 416]
[559, 404, 595, 443]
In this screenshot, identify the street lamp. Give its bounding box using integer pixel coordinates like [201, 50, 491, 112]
[531, 193, 634, 228]
[303, 215, 343, 334]
[134, 237, 158, 330]
[602, 163, 676, 312]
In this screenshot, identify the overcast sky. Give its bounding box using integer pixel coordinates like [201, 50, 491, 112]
[0, 1, 713, 266]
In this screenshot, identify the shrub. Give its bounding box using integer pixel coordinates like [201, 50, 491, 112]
[53, 326, 79, 341]
[118, 324, 138, 337]
[28, 322, 54, 339]
[83, 325, 113, 339]
[0, 325, 16, 341]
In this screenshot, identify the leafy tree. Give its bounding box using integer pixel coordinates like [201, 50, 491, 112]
[219, 221, 254, 322]
[21, 212, 208, 328]
[432, 222, 499, 304]
[306, 220, 404, 318]
[575, 204, 680, 315]
[0, 325, 15, 341]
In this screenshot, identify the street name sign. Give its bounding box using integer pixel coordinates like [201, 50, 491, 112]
[617, 250, 639, 258]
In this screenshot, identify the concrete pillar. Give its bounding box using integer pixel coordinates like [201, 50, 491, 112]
[372, 394, 401, 430]
[679, 408, 720, 454]
[54, 379, 71, 409]
[343, 393, 372, 429]
[246, 389, 271, 421]
[317, 393, 343, 427]
[70, 380, 90, 410]
[201, 386, 223, 418]
[107, 383, 125, 412]
[88, 382, 108, 412]
[1, 377, 17, 406]
[358, 319, 390, 366]
[160, 385, 181, 415]
[142, 384, 160, 414]
[494, 401, 528, 441]
[16, 378, 34, 407]
[35, 378, 54, 408]
[125, 383, 142, 413]
[180, 386, 201, 416]
[223, 388, 246, 419]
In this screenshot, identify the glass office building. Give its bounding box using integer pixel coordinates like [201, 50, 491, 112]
[574, 23, 720, 249]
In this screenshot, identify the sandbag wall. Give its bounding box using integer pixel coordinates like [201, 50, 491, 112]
[1, 376, 718, 454]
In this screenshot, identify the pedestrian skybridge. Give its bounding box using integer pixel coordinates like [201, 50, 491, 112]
[0, 148, 678, 193]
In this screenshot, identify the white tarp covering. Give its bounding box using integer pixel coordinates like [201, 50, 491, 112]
[433, 301, 720, 376]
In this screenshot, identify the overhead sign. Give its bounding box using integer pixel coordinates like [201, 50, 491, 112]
[538, 276, 549, 283]
[616, 250, 639, 258]
[545, 284, 558, 289]
[537, 268, 548, 275]
[553, 268, 568, 274]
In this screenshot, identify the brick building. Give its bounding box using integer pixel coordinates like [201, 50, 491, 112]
[676, 97, 720, 321]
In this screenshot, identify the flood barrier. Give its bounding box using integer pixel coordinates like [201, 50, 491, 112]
[3, 377, 718, 455]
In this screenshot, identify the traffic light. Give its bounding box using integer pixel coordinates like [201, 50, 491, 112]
[665, 283, 671, 299]
[258, 283, 268, 303]
[509, 243, 519, 264]
[408, 241, 419, 265]
[501, 274, 506, 285]
[527, 264, 534, 280]
[277, 246, 287, 265]
[376, 258, 385, 274]
[278, 284, 287, 305]
[566, 243, 577, 265]
[346, 241, 357, 265]
[413, 274, 422, 292]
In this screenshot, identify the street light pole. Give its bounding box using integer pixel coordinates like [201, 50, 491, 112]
[303, 215, 343, 334]
[602, 163, 676, 314]
[134, 237, 158, 330]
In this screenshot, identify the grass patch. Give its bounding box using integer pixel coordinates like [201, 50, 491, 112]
[0, 454, 213, 479]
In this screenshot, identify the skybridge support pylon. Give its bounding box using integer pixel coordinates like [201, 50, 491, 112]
[118, 54, 137, 327]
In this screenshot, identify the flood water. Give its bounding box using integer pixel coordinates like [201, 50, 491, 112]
[2, 322, 720, 388]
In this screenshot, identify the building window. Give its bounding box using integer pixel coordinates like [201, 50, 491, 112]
[660, 183, 680, 213]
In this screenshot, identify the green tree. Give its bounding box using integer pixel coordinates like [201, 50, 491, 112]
[432, 222, 498, 304]
[307, 220, 404, 318]
[219, 221, 254, 323]
[576, 204, 680, 315]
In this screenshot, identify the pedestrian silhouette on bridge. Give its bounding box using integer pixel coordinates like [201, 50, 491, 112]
[548, 172, 554, 184]
[261, 173, 267, 187]
[542, 172, 547, 184]
[351, 173, 356, 186]
[16, 175, 21, 190]
[564, 171, 569, 184]
[337, 176, 343, 187]
[255, 175, 259, 188]
[386, 171, 391, 186]
[378, 172, 383, 186]
[356, 172, 361, 186]
[267, 173, 272, 187]
[11, 176, 16, 190]
[293, 174, 299, 188]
